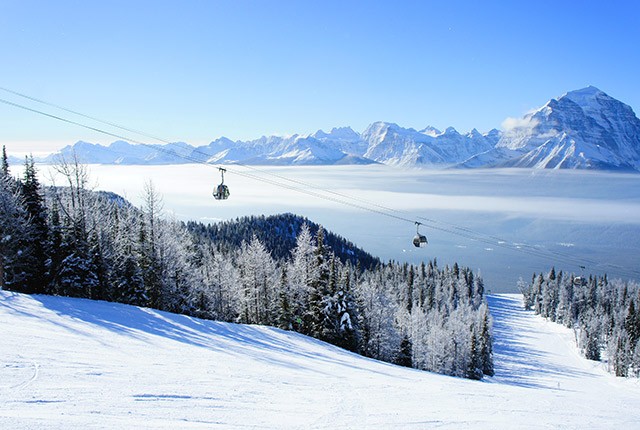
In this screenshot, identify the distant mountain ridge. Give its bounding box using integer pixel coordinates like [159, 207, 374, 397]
[34, 87, 640, 172]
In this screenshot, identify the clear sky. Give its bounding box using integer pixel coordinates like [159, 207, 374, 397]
[1, 0, 639, 154]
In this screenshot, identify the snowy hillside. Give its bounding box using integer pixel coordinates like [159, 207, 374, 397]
[34, 86, 640, 171]
[2, 291, 639, 429]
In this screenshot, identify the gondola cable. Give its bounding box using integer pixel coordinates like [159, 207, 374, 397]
[1, 90, 637, 279]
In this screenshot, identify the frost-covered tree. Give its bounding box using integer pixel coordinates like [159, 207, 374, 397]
[193, 247, 240, 322]
[237, 235, 277, 325]
[287, 223, 318, 333]
[307, 226, 331, 338]
[47, 153, 97, 297]
[0, 158, 31, 291]
[109, 207, 146, 305]
[139, 181, 164, 309]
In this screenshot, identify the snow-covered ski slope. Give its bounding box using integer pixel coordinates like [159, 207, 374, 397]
[1, 291, 639, 429]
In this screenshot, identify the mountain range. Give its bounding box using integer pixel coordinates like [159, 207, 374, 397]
[35, 86, 640, 172]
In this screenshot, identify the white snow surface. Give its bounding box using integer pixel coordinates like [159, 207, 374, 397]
[2, 291, 639, 429]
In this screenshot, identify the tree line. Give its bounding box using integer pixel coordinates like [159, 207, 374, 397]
[520, 268, 640, 377]
[0, 148, 493, 379]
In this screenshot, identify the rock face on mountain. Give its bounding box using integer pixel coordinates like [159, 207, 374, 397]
[41, 87, 640, 171]
[491, 86, 640, 171]
[361, 122, 499, 167]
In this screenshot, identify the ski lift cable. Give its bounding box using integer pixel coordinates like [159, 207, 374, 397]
[0, 86, 556, 244]
[0, 87, 606, 262]
[0, 95, 618, 273]
[209, 163, 602, 269]
[0, 86, 172, 146]
[0, 95, 418, 225]
[1, 92, 636, 279]
[0, 87, 510, 242]
[0, 93, 538, 259]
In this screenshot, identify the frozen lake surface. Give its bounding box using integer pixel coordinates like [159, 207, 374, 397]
[35, 164, 640, 292]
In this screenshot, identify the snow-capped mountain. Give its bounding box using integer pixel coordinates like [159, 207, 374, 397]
[491, 86, 640, 170]
[194, 130, 372, 165]
[38, 86, 640, 171]
[361, 122, 500, 167]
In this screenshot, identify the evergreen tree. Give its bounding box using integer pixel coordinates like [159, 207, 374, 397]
[625, 300, 640, 346]
[46, 200, 64, 294]
[139, 183, 164, 309]
[0, 161, 31, 291]
[276, 265, 293, 330]
[317, 255, 341, 343]
[333, 264, 359, 352]
[237, 235, 277, 325]
[523, 267, 640, 377]
[19, 156, 49, 294]
[479, 307, 494, 376]
[110, 207, 146, 305]
[139, 217, 162, 309]
[466, 331, 483, 380]
[584, 331, 601, 361]
[1, 146, 9, 177]
[88, 231, 109, 301]
[288, 223, 317, 333]
[395, 334, 413, 368]
[114, 250, 145, 305]
[614, 334, 630, 377]
[406, 265, 414, 312]
[307, 226, 330, 338]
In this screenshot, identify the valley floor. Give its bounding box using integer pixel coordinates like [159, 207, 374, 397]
[1, 291, 639, 429]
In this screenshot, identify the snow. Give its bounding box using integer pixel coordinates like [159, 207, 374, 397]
[1, 291, 639, 429]
[561, 85, 604, 108]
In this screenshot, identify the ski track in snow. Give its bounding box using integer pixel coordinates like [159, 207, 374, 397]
[1, 291, 639, 429]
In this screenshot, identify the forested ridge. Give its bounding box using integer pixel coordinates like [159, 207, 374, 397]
[520, 268, 640, 377]
[186, 213, 380, 271]
[0, 149, 493, 379]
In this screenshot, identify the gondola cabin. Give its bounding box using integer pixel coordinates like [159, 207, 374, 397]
[573, 276, 587, 287]
[213, 167, 230, 200]
[213, 183, 229, 200]
[413, 222, 428, 247]
[573, 266, 587, 286]
[413, 233, 428, 247]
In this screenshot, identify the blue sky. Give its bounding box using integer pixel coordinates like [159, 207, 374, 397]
[1, 0, 639, 153]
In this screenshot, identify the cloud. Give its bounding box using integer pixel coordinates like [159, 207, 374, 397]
[501, 116, 539, 133]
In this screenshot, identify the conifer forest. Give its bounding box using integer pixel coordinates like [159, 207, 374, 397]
[0, 150, 493, 380]
[520, 268, 640, 377]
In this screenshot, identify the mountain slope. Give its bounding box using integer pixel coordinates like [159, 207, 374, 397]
[494, 86, 640, 170]
[2, 291, 638, 429]
[361, 122, 499, 167]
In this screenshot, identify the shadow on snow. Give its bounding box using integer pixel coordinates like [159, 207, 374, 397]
[487, 294, 594, 390]
[1, 292, 408, 380]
